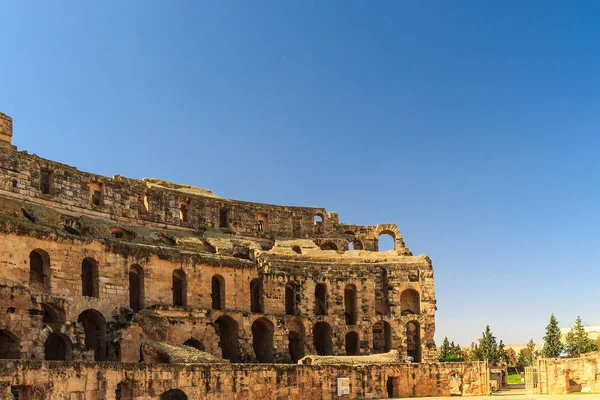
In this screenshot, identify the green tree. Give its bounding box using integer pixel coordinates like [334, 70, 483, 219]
[469, 326, 503, 364]
[439, 337, 464, 362]
[451, 343, 463, 362]
[516, 348, 530, 369]
[526, 339, 538, 365]
[542, 314, 563, 358]
[439, 337, 451, 361]
[564, 316, 594, 358]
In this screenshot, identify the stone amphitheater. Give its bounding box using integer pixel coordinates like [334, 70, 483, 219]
[0, 112, 491, 399]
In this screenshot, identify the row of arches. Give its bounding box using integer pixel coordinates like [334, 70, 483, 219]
[0, 317, 422, 363]
[0, 308, 108, 361]
[26, 250, 420, 320]
[318, 233, 396, 252]
[314, 282, 420, 320]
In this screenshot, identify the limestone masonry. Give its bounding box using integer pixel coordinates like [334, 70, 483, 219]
[0, 113, 491, 399]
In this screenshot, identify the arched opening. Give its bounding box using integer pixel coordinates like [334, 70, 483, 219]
[314, 283, 327, 316]
[407, 321, 421, 362]
[314, 214, 324, 234]
[81, 257, 99, 297]
[214, 316, 240, 362]
[183, 338, 205, 351]
[257, 212, 268, 233]
[387, 377, 399, 398]
[292, 245, 302, 254]
[313, 322, 333, 355]
[375, 268, 390, 316]
[285, 281, 297, 316]
[252, 318, 274, 363]
[344, 284, 358, 325]
[377, 232, 395, 252]
[400, 289, 420, 315]
[0, 330, 19, 359]
[320, 242, 338, 251]
[350, 240, 363, 250]
[345, 331, 360, 355]
[29, 249, 50, 291]
[41, 303, 64, 323]
[250, 278, 263, 313]
[288, 318, 305, 363]
[172, 269, 186, 306]
[116, 381, 133, 400]
[160, 389, 188, 400]
[219, 208, 229, 228]
[129, 264, 144, 312]
[211, 274, 225, 310]
[178, 201, 189, 223]
[45, 332, 72, 361]
[373, 321, 392, 353]
[78, 309, 107, 361]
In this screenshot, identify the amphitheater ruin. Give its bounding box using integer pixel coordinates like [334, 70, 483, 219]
[0, 112, 495, 399]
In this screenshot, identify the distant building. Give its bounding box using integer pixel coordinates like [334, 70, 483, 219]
[560, 325, 600, 342]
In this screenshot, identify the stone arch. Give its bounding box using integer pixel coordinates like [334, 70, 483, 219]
[172, 269, 186, 306]
[29, 249, 50, 291]
[116, 381, 133, 400]
[373, 321, 392, 353]
[377, 232, 395, 252]
[211, 274, 225, 310]
[345, 331, 360, 355]
[44, 332, 72, 361]
[285, 281, 297, 316]
[219, 208, 229, 228]
[81, 257, 99, 297]
[183, 338, 205, 351]
[129, 264, 144, 312]
[375, 268, 390, 316]
[400, 289, 420, 315]
[250, 278, 263, 313]
[178, 200, 190, 223]
[214, 315, 240, 362]
[320, 242, 338, 251]
[344, 284, 358, 325]
[0, 330, 20, 359]
[348, 240, 363, 251]
[407, 320, 421, 362]
[257, 212, 268, 232]
[313, 322, 333, 356]
[78, 309, 107, 361]
[252, 317, 275, 363]
[160, 389, 188, 400]
[314, 283, 327, 316]
[288, 318, 305, 363]
[314, 214, 324, 234]
[41, 303, 65, 323]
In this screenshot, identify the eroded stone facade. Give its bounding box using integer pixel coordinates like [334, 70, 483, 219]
[0, 113, 484, 399]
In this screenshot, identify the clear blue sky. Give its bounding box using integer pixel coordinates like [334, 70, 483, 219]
[2, 1, 599, 346]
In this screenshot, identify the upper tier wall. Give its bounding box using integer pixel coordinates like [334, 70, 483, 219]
[0, 146, 410, 253]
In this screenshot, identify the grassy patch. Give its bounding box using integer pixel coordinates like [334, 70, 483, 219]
[507, 373, 522, 385]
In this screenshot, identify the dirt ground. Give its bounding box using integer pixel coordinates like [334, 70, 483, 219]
[391, 384, 600, 399]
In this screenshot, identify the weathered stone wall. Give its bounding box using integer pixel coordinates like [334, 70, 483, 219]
[0, 229, 435, 363]
[0, 113, 443, 399]
[0, 360, 489, 399]
[536, 352, 600, 394]
[0, 147, 411, 253]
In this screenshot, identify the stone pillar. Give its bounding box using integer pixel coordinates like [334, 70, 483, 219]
[0, 113, 13, 144]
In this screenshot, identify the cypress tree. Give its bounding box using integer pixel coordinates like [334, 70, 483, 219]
[439, 337, 451, 361]
[542, 313, 563, 358]
[564, 316, 594, 358]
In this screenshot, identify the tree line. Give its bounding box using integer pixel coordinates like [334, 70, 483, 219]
[439, 314, 599, 366]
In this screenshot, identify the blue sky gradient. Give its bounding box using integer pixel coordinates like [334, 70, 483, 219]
[1, 1, 599, 345]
